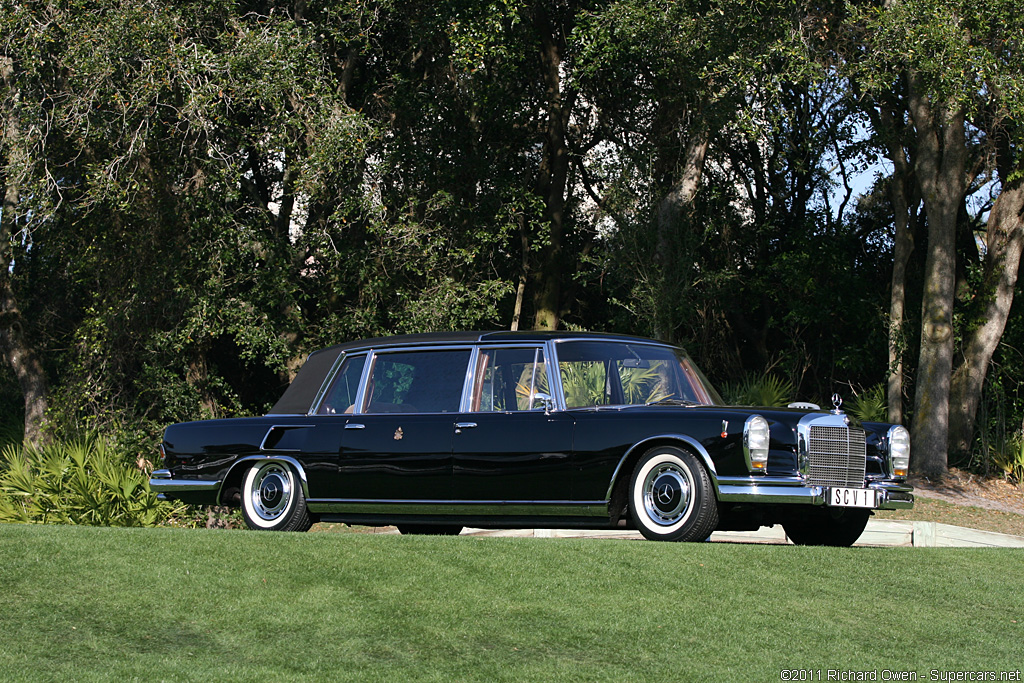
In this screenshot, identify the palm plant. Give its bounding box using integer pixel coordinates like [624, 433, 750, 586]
[721, 373, 795, 407]
[0, 439, 187, 526]
[847, 384, 888, 422]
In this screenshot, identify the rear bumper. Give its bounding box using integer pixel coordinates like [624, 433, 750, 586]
[716, 476, 914, 510]
[149, 468, 221, 500]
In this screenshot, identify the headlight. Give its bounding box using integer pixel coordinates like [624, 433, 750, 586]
[887, 425, 910, 478]
[744, 415, 770, 472]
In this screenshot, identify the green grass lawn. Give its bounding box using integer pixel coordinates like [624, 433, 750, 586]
[1, 524, 1022, 682]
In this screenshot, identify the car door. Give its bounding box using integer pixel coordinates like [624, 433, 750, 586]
[307, 347, 472, 504]
[452, 346, 575, 505]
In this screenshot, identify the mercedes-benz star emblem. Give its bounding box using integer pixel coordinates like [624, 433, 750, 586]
[657, 484, 674, 504]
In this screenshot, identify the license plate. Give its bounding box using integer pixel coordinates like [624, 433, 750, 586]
[827, 487, 878, 508]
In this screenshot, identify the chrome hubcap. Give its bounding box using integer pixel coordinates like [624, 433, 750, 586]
[250, 464, 292, 521]
[642, 463, 693, 526]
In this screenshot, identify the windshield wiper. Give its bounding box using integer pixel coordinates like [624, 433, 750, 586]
[645, 398, 699, 407]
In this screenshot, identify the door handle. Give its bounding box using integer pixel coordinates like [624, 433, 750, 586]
[454, 422, 477, 434]
[345, 423, 366, 430]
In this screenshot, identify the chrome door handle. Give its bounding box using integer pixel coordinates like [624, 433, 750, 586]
[345, 423, 366, 430]
[454, 422, 477, 434]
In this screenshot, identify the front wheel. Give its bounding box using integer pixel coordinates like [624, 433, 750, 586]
[241, 461, 313, 532]
[628, 446, 718, 542]
[783, 508, 870, 547]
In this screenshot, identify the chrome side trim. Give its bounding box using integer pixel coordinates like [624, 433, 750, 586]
[306, 499, 607, 517]
[258, 424, 314, 451]
[605, 435, 721, 501]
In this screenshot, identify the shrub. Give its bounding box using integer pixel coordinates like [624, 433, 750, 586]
[991, 433, 1024, 485]
[0, 438, 188, 527]
[847, 383, 888, 423]
[721, 373, 794, 407]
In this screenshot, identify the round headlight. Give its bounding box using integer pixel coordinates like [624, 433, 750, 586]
[744, 415, 770, 472]
[888, 425, 911, 478]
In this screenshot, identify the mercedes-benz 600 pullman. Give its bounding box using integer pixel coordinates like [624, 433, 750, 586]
[152, 332, 913, 545]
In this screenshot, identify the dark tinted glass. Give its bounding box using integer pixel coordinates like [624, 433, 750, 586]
[364, 349, 472, 413]
[316, 354, 366, 415]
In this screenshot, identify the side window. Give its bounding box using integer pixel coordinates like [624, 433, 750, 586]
[560, 359, 611, 408]
[316, 354, 366, 415]
[471, 347, 549, 412]
[364, 349, 471, 413]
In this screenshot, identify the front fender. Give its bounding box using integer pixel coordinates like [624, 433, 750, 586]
[606, 434, 721, 502]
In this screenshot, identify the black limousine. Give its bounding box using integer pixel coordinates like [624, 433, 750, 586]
[152, 332, 913, 545]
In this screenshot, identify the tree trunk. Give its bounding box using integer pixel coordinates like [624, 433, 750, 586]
[875, 105, 916, 425]
[887, 183, 915, 426]
[907, 73, 967, 479]
[1, 55, 49, 446]
[652, 131, 709, 342]
[530, 6, 572, 332]
[948, 178, 1024, 458]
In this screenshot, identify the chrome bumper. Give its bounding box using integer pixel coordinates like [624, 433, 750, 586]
[716, 476, 914, 510]
[149, 469, 221, 499]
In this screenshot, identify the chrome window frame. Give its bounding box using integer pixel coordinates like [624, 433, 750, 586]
[309, 351, 370, 416]
[547, 337, 713, 410]
[467, 343, 552, 413]
[343, 344, 478, 415]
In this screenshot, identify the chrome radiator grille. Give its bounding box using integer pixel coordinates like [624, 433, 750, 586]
[806, 425, 867, 487]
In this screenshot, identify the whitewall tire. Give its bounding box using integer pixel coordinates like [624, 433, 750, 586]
[241, 461, 313, 532]
[628, 446, 719, 542]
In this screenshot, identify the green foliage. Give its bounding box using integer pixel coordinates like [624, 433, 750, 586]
[974, 369, 1024, 481]
[560, 362, 609, 408]
[0, 438, 187, 527]
[721, 373, 794, 408]
[990, 434, 1024, 484]
[847, 384, 889, 423]
[1, 0, 1021, 480]
[559, 361, 670, 407]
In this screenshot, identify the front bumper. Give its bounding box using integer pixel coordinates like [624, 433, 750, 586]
[716, 476, 914, 510]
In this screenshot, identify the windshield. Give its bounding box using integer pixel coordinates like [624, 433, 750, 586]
[554, 341, 721, 408]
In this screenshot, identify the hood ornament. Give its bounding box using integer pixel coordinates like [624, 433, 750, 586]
[831, 393, 844, 414]
[831, 393, 851, 424]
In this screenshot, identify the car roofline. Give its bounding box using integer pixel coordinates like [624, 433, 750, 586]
[311, 330, 676, 357]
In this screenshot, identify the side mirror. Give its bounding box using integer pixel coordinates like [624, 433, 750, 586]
[531, 392, 555, 415]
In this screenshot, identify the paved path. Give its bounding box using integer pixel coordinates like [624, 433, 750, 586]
[462, 520, 1024, 547]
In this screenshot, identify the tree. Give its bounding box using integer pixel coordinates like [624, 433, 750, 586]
[848, 0, 1024, 476]
[1, 7, 54, 445]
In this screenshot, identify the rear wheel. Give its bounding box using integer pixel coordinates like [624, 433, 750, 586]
[241, 461, 313, 532]
[397, 524, 463, 536]
[628, 446, 718, 542]
[783, 508, 870, 547]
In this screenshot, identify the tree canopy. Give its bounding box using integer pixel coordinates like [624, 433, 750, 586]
[2, 0, 1023, 478]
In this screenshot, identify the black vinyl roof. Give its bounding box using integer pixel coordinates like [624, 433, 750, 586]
[268, 330, 669, 415]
